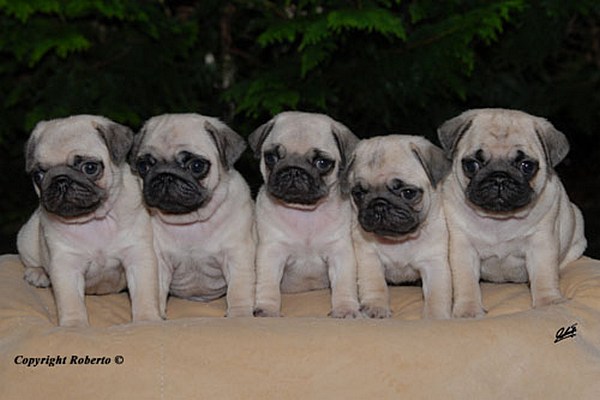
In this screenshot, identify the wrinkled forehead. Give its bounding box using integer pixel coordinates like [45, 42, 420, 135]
[265, 116, 338, 156]
[353, 139, 427, 184]
[140, 116, 218, 159]
[461, 113, 544, 159]
[33, 119, 108, 166]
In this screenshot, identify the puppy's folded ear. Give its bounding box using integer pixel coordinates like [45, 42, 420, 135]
[331, 122, 359, 195]
[24, 121, 47, 173]
[204, 120, 247, 169]
[534, 118, 569, 169]
[248, 120, 275, 158]
[410, 140, 450, 189]
[338, 154, 356, 197]
[93, 121, 134, 165]
[128, 124, 147, 172]
[331, 123, 359, 168]
[437, 111, 475, 159]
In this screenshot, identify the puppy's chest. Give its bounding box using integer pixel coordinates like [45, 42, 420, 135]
[154, 220, 222, 253]
[470, 222, 529, 259]
[54, 218, 122, 254]
[161, 245, 227, 300]
[52, 220, 127, 292]
[154, 222, 227, 285]
[271, 207, 348, 249]
[471, 229, 529, 282]
[376, 245, 421, 283]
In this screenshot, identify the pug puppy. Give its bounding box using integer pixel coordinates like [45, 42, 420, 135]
[438, 108, 587, 318]
[130, 113, 255, 317]
[17, 115, 162, 327]
[249, 111, 360, 318]
[349, 135, 451, 319]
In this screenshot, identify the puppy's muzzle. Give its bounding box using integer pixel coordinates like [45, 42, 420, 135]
[41, 172, 105, 218]
[268, 166, 327, 205]
[143, 169, 208, 214]
[359, 198, 419, 237]
[467, 170, 533, 212]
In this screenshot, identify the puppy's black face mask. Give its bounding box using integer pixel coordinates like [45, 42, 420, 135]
[135, 151, 211, 214]
[461, 149, 538, 213]
[351, 179, 423, 237]
[264, 145, 335, 206]
[33, 157, 106, 218]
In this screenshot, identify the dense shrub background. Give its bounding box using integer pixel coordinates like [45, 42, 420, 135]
[0, 0, 598, 257]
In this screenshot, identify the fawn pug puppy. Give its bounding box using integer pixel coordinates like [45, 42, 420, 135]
[438, 108, 586, 318]
[349, 135, 452, 319]
[130, 114, 255, 317]
[17, 115, 161, 327]
[249, 111, 360, 318]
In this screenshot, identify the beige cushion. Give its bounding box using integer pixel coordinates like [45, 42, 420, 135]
[1, 254, 599, 398]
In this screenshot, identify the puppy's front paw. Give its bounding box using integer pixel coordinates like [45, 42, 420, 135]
[133, 311, 164, 323]
[422, 303, 452, 320]
[59, 317, 90, 328]
[533, 294, 566, 308]
[329, 306, 362, 319]
[226, 306, 254, 317]
[360, 304, 391, 319]
[24, 267, 51, 288]
[452, 301, 487, 319]
[253, 307, 281, 317]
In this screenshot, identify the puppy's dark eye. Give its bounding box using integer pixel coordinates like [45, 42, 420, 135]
[137, 161, 149, 175]
[33, 169, 45, 186]
[136, 156, 156, 177]
[264, 152, 279, 168]
[388, 179, 422, 202]
[401, 188, 422, 202]
[314, 157, 334, 173]
[519, 160, 538, 177]
[187, 158, 210, 178]
[81, 161, 103, 178]
[351, 185, 368, 203]
[462, 159, 480, 177]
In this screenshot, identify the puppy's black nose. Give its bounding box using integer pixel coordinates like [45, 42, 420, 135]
[369, 198, 391, 210]
[156, 173, 174, 182]
[281, 167, 304, 178]
[487, 171, 512, 190]
[367, 198, 392, 223]
[489, 171, 509, 183]
[52, 175, 72, 193]
[276, 167, 311, 187]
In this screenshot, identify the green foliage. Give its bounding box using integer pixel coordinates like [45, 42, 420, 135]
[225, 0, 598, 138]
[0, 0, 221, 135]
[0, 0, 156, 67]
[227, 0, 532, 125]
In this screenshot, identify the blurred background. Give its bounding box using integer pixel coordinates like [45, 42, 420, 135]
[0, 0, 598, 257]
